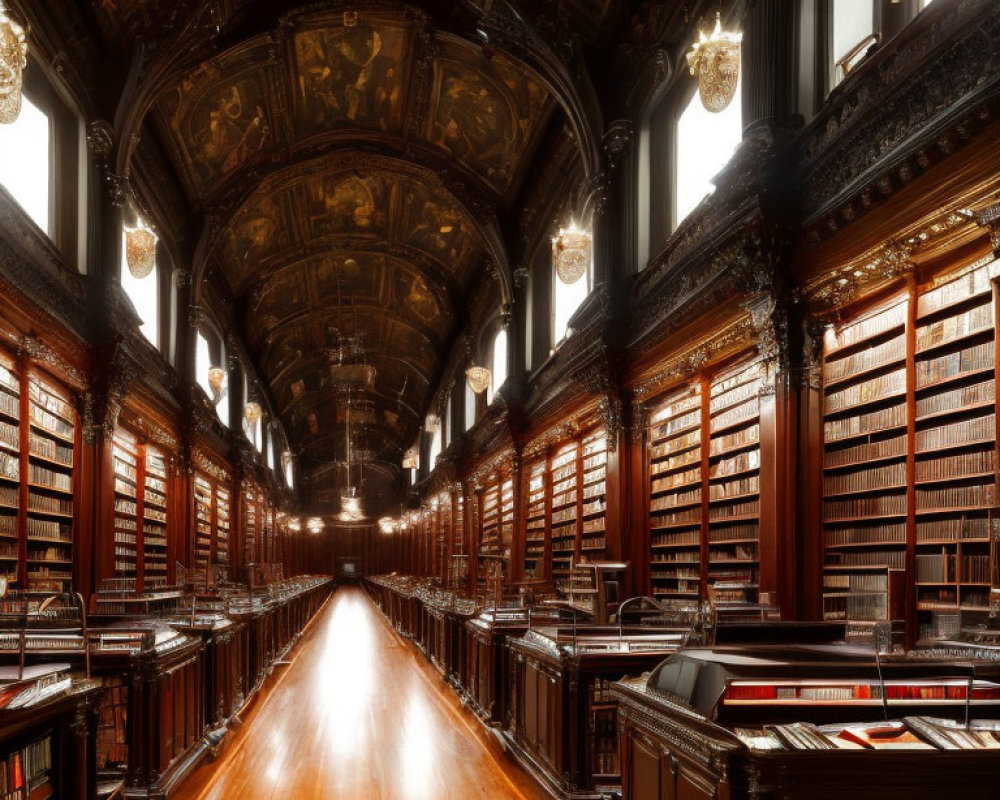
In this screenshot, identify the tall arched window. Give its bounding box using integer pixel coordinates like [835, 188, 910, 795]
[487, 328, 508, 405]
[0, 94, 50, 234]
[553, 263, 590, 347]
[266, 436, 276, 471]
[444, 395, 453, 448]
[120, 220, 159, 349]
[674, 79, 742, 228]
[195, 326, 229, 427]
[465, 381, 477, 431]
[428, 418, 443, 469]
[831, 0, 874, 86]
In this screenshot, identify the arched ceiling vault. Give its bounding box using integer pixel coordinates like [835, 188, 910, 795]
[101, 1, 589, 514]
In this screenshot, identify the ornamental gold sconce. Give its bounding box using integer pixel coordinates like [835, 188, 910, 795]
[686, 12, 742, 113]
[551, 223, 592, 285]
[465, 365, 491, 394]
[207, 366, 227, 405]
[125, 225, 157, 279]
[0, 2, 27, 125]
[402, 447, 419, 470]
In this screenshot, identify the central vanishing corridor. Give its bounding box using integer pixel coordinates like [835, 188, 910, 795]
[174, 586, 545, 800]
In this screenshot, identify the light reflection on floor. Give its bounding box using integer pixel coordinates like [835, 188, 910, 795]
[177, 587, 544, 800]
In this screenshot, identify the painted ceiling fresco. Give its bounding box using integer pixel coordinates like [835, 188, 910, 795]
[152, 11, 553, 201]
[125, 4, 570, 510]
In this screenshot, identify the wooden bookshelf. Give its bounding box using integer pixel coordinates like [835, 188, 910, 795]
[215, 486, 230, 568]
[142, 447, 168, 587]
[24, 374, 76, 596]
[0, 356, 19, 588]
[476, 478, 502, 587]
[550, 441, 580, 595]
[193, 474, 213, 574]
[244, 486, 258, 566]
[822, 298, 910, 622]
[111, 429, 140, 581]
[913, 261, 997, 639]
[647, 384, 703, 601]
[523, 460, 547, 581]
[580, 429, 608, 558]
[707, 361, 763, 605]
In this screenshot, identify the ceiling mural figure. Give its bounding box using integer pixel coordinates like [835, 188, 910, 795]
[293, 20, 411, 135]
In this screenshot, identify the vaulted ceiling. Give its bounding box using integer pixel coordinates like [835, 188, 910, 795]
[56, 0, 646, 515]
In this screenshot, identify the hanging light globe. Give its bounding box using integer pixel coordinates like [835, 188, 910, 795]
[207, 366, 227, 404]
[0, 3, 27, 125]
[244, 401, 263, 425]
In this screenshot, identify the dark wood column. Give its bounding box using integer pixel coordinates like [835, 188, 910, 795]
[742, 0, 798, 129]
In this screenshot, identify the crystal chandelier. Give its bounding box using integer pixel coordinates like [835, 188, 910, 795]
[0, 2, 27, 125]
[125, 225, 157, 279]
[466, 365, 491, 394]
[207, 366, 227, 405]
[424, 414, 440, 433]
[288, 517, 302, 533]
[686, 12, 742, 113]
[551, 223, 591, 285]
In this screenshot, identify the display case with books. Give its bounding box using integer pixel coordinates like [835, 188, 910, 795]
[614, 644, 1000, 800]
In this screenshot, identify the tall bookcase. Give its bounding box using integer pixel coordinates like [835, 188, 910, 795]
[821, 299, 909, 623]
[913, 262, 996, 638]
[523, 460, 547, 580]
[112, 430, 140, 580]
[647, 385, 703, 601]
[644, 358, 765, 607]
[0, 355, 78, 598]
[215, 486, 230, 568]
[580, 429, 608, 558]
[820, 257, 1000, 638]
[550, 441, 579, 594]
[244, 486, 258, 566]
[143, 448, 168, 587]
[193, 474, 214, 574]
[26, 374, 76, 595]
[476, 478, 502, 587]
[707, 362, 763, 605]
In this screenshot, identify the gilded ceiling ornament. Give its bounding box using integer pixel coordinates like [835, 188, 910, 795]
[0, 2, 26, 125]
[125, 226, 157, 279]
[466, 365, 491, 394]
[551, 223, 592, 285]
[686, 13, 742, 113]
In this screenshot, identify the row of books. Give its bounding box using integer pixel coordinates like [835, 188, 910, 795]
[825, 462, 906, 495]
[0, 422, 16, 451]
[708, 475, 758, 500]
[650, 488, 700, 510]
[651, 430, 700, 460]
[29, 433, 71, 465]
[710, 396, 759, 431]
[824, 402, 905, 442]
[710, 377, 760, 414]
[823, 594, 889, 621]
[28, 494, 71, 515]
[708, 499, 758, 520]
[651, 467, 700, 494]
[825, 434, 906, 468]
[826, 522, 906, 547]
[28, 406, 72, 440]
[827, 303, 906, 352]
[824, 572, 889, 592]
[0, 453, 17, 482]
[915, 414, 995, 452]
[825, 494, 907, 519]
[917, 379, 995, 420]
[825, 369, 905, 413]
[651, 530, 700, 547]
[916, 449, 994, 480]
[651, 510, 701, 528]
[916, 516, 990, 542]
[826, 550, 906, 568]
[918, 264, 992, 316]
[825, 334, 905, 384]
[916, 297, 993, 351]
[0, 392, 18, 421]
[710, 449, 759, 478]
[709, 424, 759, 456]
[915, 340, 994, 387]
[915, 483, 994, 509]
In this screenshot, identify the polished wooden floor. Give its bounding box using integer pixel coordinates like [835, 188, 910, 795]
[174, 586, 548, 800]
